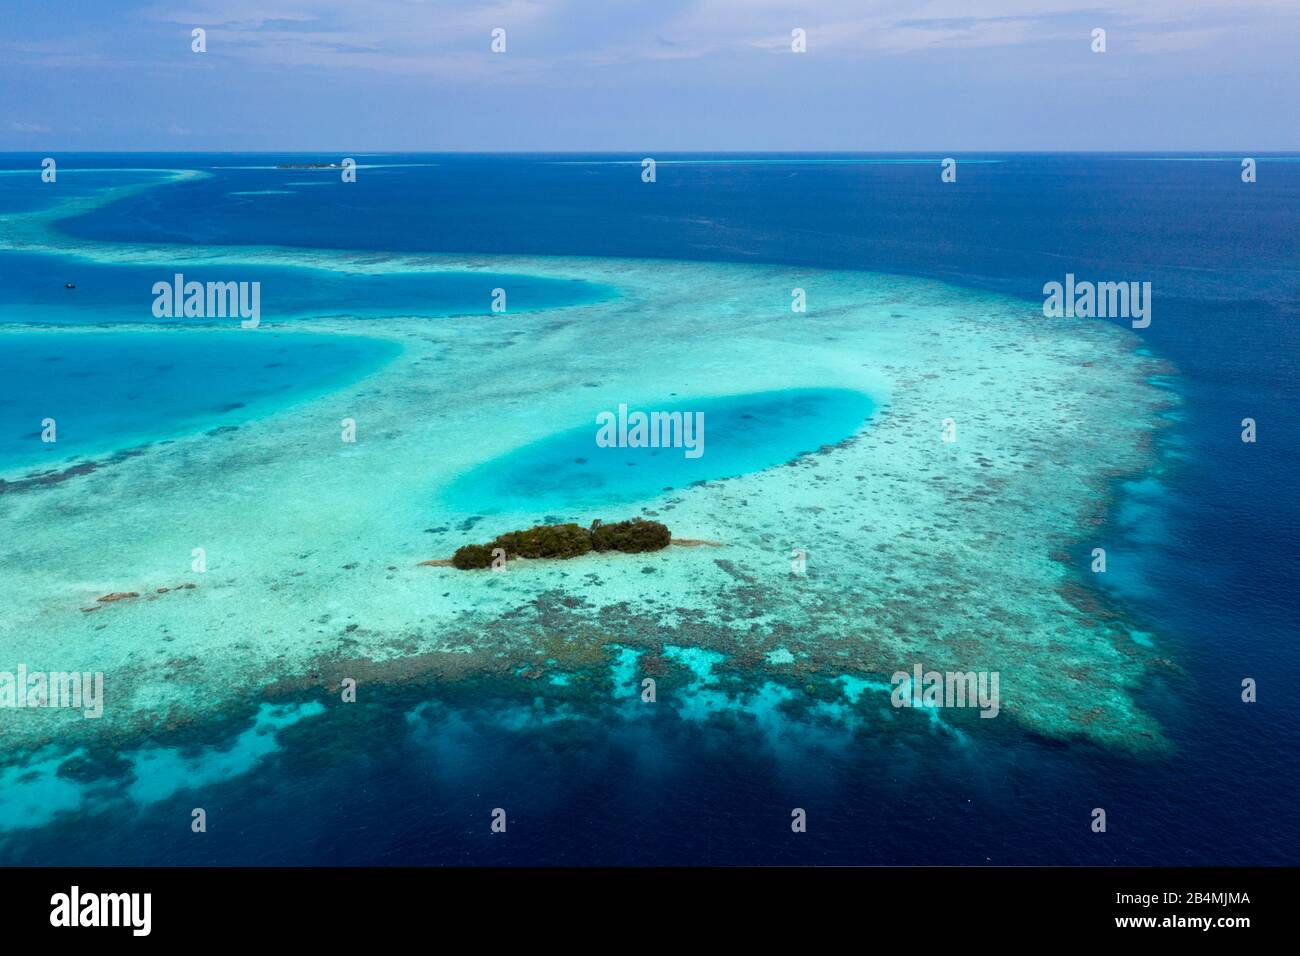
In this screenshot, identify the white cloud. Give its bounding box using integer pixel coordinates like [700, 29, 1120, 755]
[9, 0, 1298, 78]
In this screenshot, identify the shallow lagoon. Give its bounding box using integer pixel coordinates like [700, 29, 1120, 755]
[0, 249, 613, 325]
[444, 388, 876, 512]
[0, 330, 400, 471]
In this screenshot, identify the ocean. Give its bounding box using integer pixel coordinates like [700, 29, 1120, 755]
[0, 153, 1295, 865]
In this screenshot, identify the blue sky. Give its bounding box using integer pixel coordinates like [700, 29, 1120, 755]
[2, 0, 1297, 151]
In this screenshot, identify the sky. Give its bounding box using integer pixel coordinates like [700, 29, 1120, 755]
[1, 0, 1297, 151]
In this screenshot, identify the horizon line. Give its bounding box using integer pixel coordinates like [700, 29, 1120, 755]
[1, 148, 1294, 155]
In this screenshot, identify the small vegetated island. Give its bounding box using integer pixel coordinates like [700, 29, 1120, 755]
[447, 518, 671, 569]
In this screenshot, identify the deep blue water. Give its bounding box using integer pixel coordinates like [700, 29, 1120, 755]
[0, 153, 1296, 865]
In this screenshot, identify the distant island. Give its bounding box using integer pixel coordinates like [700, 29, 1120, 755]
[275, 163, 340, 169]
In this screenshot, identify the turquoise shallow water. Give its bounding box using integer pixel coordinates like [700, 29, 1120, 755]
[0, 169, 175, 214]
[0, 330, 400, 470]
[442, 388, 876, 512]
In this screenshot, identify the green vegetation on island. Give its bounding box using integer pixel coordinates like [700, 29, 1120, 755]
[450, 518, 671, 569]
